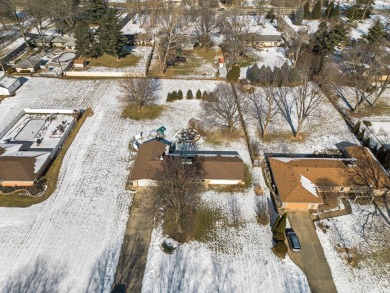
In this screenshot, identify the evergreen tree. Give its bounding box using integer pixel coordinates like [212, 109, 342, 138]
[311, 0, 322, 19]
[166, 92, 172, 102]
[74, 20, 93, 56]
[227, 65, 240, 82]
[289, 11, 296, 22]
[304, 1, 311, 19]
[264, 66, 273, 85]
[329, 4, 340, 19]
[98, 8, 127, 59]
[288, 67, 301, 85]
[84, 0, 108, 23]
[187, 89, 193, 99]
[365, 19, 385, 44]
[247, 63, 261, 84]
[196, 89, 202, 99]
[294, 6, 304, 25]
[202, 90, 209, 100]
[274, 213, 287, 234]
[266, 8, 276, 22]
[346, 0, 374, 20]
[178, 90, 183, 100]
[172, 91, 178, 100]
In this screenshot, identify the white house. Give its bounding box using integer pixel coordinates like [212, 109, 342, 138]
[0, 76, 21, 95]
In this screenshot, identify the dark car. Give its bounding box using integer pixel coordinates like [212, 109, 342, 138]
[286, 228, 301, 252]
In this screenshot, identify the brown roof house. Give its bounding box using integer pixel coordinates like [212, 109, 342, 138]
[129, 138, 245, 188]
[268, 146, 390, 210]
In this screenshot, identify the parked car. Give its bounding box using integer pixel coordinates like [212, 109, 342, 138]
[286, 228, 301, 252]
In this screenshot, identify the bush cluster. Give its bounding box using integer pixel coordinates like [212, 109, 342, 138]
[166, 89, 208, 102]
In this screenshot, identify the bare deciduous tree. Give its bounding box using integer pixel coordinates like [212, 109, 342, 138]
[156, 9, 183, 74]
[149, 156, 204, 233]
[202, 83, 240, 133]
[48, 0, 79, 31]
[120, 77, 161, 110]
[291, 80, 325, 139]
[0, 0, 31, 49]
[253, 0, 267, 25]
[194, 6, 218, 48]
[25, 0, 50, 39]
[286, 30, 309, 68]
[349, 147, 390, 199]
[250, 87, 279, 138]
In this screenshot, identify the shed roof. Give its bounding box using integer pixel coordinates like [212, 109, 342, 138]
[0, 76, 19, 89]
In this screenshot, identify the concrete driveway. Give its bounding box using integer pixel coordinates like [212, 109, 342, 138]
[287, 211, 337, 293]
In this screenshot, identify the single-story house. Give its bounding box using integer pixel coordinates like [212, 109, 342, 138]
[74, 59, 87, 68]
[239, 33, 284, 48]
[0, 76, 21, 95]
[35, 35, 54, 47]
[268, 146, 390, 210]
[52, 35, 76, 51]
[14, 59, 41, 73]
[129, 138, 245, 188]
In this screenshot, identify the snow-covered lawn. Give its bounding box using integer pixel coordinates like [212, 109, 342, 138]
[84, 46, 152, 74]
[245, 86, 359, 154]
[142, 172, 310, 293]
[316, 203, 390, 293]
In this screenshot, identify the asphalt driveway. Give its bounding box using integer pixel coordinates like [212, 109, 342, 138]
[287, 211, 337, 293]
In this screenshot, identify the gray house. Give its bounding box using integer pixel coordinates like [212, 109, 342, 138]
[239, 33, 284, 48]
[14, 59, 41, 73]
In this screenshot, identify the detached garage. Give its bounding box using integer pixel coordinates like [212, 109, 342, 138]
[0, 76, 21, 96]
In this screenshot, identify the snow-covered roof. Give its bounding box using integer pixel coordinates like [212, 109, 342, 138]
[0, 76, 19, 89]
[14, 58, 41, 68]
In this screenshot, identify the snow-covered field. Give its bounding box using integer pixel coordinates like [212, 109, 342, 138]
[0, 78, 133, 292]
[316, 203, 390, 293]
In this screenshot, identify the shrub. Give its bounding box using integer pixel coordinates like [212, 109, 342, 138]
[255, 198, 269, 225]
[273, 213, 287, 234]
[357, 129, 365, 140]
[362, 120, 372, 127]
[186, 89, 193, 99]
[273, 232, 285, 241]
[160, 239, 177, 254]
[272, 241, 288, 258]
[6, 67, 16, 74]
[171, 91, 178, 101]
[19, 70, 31, 73]
[202, 90, 208, 100]
[166, 92, 172, 102]
[178, 90, 183, 100]
[352, 120, 361, 134]
[196, 89, 202, 99]
[227, 65, 240, 82]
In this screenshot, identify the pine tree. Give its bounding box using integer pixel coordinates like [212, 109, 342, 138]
[172, 91, 178, 100]
[365, 19, 385, 44]
[346, 0, 374, 20]
[178, 90, 183, 100]
[352, 120, 361, 134]
[274, 213, 287, 234]
[288, 67, 301, 85]
[84, 0, 108, 23]
[312, 0, 322, 19]
[294, 6, 304, 25]
[187, 89, 193, 99]
[266, 8, 275, 22]
[202, 90, 208, 100]
[247, 63, 261, 84]
[329, 4, 340, 19]
[166, 92, 172, 102]
[98, 8, 127, 59]
[227, 65, 240, 82]
[74, 20, 93, 56]
[196, 89, 202, 99]
[304, 1, 311, 19]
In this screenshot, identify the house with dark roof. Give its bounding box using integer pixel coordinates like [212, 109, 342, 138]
[129, 138, 245, 188]
[14, 59, 41, 73]
[268, 146, 390, 210]
[239, 33, 284, 48]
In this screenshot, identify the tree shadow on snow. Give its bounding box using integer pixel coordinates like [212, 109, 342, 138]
[2, 256, 68, 293]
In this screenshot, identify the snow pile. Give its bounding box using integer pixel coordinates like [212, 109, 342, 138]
[316, 203, 390, 293]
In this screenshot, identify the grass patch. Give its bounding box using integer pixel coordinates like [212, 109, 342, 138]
[0, 109, 92, 207]
[121, 104, 165, 120]
[88, 53, 141, 68]
[261, 131, 307, 142]
[163, 205, 226, 243]
[349, 100, 390, 118]
[193, 47, 221, 61]
[149, 60, 202, 77]
[205, 128, 243, 146]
